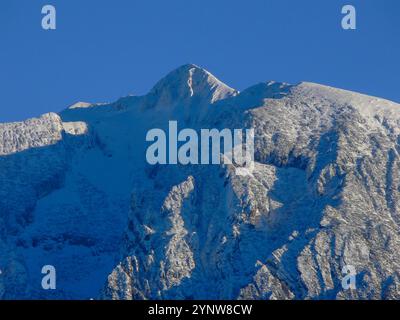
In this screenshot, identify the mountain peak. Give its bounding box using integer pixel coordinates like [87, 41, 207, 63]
[145, 64, 238, 109]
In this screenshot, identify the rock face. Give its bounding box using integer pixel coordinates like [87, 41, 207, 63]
[1, 64, 400, 299]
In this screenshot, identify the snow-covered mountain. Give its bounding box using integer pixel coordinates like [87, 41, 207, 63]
[1, 64, 400, 299]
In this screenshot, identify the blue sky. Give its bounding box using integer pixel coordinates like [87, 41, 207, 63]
[0, 0, 399, 122]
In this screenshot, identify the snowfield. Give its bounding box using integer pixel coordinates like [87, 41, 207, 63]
[1, 64, 400, 299]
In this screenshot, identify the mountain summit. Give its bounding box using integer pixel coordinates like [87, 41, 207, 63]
[1, 65, 400, 300]
[144, 64, 238, 111]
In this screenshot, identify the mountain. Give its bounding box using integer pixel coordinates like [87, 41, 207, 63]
[1, 64, 400, 300]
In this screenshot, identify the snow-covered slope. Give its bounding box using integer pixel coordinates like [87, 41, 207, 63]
[1, 64, 400, 299]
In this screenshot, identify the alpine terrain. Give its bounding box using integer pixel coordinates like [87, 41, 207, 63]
[1, 64, 400, 300]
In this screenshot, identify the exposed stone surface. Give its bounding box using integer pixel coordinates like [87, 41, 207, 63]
[1, 65, 400, 299]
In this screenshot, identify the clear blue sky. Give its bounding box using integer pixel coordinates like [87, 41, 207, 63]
[0, 0, 399, 122]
